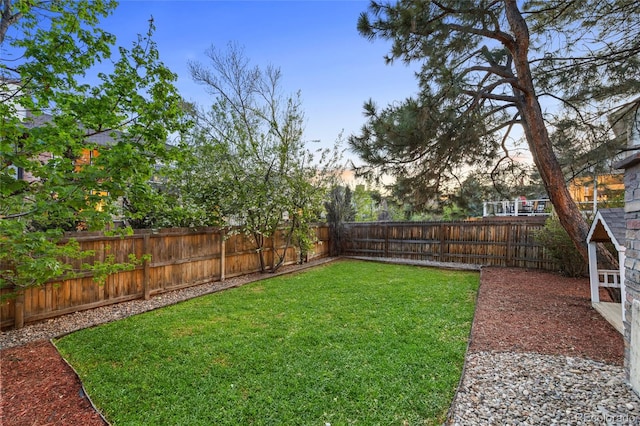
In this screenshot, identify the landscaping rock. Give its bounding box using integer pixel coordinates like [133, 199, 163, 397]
[448, 351, 640, 425]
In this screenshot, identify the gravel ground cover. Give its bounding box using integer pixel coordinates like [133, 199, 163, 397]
[449, 352, 639, 425]
[447, 267, 640, 425]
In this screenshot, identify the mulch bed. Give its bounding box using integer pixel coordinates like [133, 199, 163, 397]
[470, 267, 623, 365]
[0, 266, 625, 425]
[1, 341, 106, 425]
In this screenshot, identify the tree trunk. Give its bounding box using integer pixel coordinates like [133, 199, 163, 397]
[253, 231, 267, 273]
[272, 220, 296, 273]
[505, 0, 591, 262]
[0, 5, 22, 45]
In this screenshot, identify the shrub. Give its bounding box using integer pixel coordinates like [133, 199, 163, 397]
[535, 214, 588, 277]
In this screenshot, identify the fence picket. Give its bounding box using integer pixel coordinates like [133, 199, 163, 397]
[1, 225, 331, 330]
[341, 219, 555, 270]
[1, 220, 556, 330]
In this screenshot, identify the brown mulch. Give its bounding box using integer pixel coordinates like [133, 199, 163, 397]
[0, 265, 624, 425]
[1, 341, 106, 426]
[470, 267, 623, 365]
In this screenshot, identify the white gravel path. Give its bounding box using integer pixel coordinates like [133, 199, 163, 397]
[448, 351, 640, 425]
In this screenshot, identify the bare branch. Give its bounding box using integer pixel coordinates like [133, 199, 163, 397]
[462, 64, 513, 80]
[462, 89, 518, 103]
[446, 23, 515, 50]
[1, 209, 37, 219]
[487, 118, 523, 135]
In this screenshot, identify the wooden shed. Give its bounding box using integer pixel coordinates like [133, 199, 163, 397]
[587, 208, 626, 334]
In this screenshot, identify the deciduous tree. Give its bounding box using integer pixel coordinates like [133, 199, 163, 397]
[185, 44, 339, 272]
[1, 1, 185, 292]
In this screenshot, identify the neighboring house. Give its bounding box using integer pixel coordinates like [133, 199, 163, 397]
[564, 102, 636, 211]
[3, 79, 119, 183]
[567, 173, 625, 211]
[482, 197, 550, 217]
[1, 78, 27, 120]
[7, 109, 174, 225]
[610, 97, 640, 147]
[483, 178, 625, 218]
[483, 102, 635, 218]
[2, 88, 122, 223]
[10, 112, 118, 183]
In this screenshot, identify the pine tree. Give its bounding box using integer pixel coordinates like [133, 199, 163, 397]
[352, 0, 640, 261]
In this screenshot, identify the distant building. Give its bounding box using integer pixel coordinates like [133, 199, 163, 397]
[567, 173, 625, 212]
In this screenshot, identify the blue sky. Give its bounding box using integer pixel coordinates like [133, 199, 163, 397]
[102, 0, 421, 160]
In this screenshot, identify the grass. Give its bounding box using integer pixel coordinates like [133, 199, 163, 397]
[54, 260, 479, 425]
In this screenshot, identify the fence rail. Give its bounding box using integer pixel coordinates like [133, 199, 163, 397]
[341, 218, 557, 270]
[1, 225, 330, 330]
[1, 219, 558, 330]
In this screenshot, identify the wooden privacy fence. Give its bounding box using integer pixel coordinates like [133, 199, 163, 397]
[1, 225, 330, 330]
[341, 218, 557, 270]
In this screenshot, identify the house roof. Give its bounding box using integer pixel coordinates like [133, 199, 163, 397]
[23, 112, 118, 146]
[587, 207, 626, 250]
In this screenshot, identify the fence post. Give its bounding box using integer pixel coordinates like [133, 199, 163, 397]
[14, 289, 25, 329]
[143, 233, 151, 300]
[439, 223, 446, 261]
[384, 223, 389, 257]
[505, 223, 513, 267]
[220, 228, 226, 282]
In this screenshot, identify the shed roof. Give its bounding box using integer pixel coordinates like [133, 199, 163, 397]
[587, 208, 626, 250]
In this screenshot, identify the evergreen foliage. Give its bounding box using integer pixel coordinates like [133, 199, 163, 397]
[324, 185, 355, 254]
[351, 0, 640, 260]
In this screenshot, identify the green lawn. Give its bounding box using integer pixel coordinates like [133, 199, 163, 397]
[55, 260, 479, 425]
